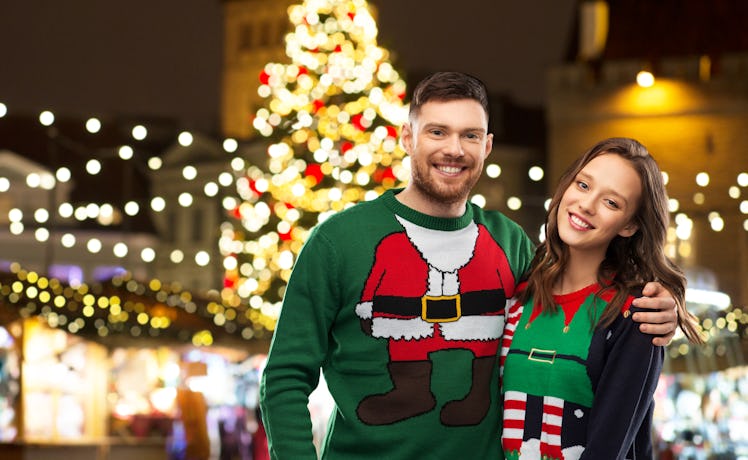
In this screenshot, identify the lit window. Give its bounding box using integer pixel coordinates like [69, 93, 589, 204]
[92, 266, 127, 281]
[48, 264, 84, 285]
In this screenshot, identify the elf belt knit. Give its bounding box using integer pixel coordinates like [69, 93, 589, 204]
[372, 289, 505, 319]
[506, 348, 587, 366]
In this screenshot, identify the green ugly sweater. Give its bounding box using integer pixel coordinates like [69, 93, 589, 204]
[260, 189, 534, 459]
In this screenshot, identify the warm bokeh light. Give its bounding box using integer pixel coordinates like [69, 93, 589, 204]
[528, 166, 544, 182]
[131, 125, 147, 140]
[124, 201, 139, 216]
[86, 117, 101, 133]
[39, 110, 54, 126]
[148, 157, 163, 170]
[507, 197, 522, 210]
[636, 70, 655, 87]
[118, 145, 134, 160]
[56, 167, 72, 182]
[113, 242, 128, 258]
[696, 172, 710, 187]
[182, 165, 197, 180]
[223, 138, 238, 153]
[86, 159, 102, 175]
[150, 197, 166, 212]
[178, 131, 193, 147]
[738, 172, 748, 187]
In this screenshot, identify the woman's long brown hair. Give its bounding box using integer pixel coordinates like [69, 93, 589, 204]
[520, 137, 702, 344]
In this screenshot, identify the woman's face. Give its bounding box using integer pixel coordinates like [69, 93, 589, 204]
[557, 153, 642, 259]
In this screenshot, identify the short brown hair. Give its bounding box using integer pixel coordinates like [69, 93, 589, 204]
[409, 71, 490, 123]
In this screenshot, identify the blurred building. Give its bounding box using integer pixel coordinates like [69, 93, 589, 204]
[222, 0, 298, 139]
[548, 2, 748, 455]
[548, 0, 748, 309]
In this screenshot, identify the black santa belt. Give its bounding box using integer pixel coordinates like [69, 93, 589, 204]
[372, 289, 506, 323]
[508, 348, 587, 366]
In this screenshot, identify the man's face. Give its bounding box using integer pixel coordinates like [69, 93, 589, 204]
[401, 99, 493, 207]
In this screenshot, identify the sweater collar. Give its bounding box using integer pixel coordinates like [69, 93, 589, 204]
[381, 188, 475, 231]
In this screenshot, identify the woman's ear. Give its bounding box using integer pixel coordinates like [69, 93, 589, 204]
[618, 221, 639, 238]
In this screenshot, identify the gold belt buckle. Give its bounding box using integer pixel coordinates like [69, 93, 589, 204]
[528, 348, 556, 364]
[421, 294, 461, 323]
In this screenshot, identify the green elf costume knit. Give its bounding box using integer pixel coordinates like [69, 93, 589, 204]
[500, 283, 664, 460]
[260, 189, 534, 459]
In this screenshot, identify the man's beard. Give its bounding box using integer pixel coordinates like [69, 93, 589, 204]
[410, 161, 481, 205]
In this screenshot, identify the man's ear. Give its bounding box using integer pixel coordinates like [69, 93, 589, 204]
[400, 122, 414, 153]
[484, 132, 493, 159]
[618, 221, 639, 238]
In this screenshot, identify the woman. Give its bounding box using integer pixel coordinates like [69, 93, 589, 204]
[500, 137, 702, 459]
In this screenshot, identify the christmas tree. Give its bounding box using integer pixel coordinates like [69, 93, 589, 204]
[219, 0, 409, 333]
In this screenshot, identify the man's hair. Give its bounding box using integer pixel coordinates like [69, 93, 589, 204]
[409, 71, 490, 123]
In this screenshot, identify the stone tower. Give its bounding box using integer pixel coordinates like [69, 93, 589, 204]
[221, 0, 297, 139]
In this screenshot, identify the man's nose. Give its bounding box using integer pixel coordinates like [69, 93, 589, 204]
[443, 134, 465, 157]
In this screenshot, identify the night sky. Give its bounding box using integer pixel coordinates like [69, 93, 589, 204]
[0, 0, 577, 134]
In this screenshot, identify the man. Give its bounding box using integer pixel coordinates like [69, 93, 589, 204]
[260, 72, 677, 459]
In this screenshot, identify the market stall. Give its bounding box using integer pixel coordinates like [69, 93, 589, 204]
[0, 318, 270, 460]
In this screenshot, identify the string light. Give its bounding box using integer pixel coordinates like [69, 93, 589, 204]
[118, 145, 134, 160]
[131, 125, 147, 140]
[528, 166, 544, 181]
[507, 197, 523, 210]
[86, 118, 101, 133]
[39, 110, 54, 126]
[486, 163, 501, 178]
[178, 131, 193, 147]
[0, 0, 744, 344]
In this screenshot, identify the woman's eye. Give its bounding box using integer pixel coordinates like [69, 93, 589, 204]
[577, 181, 588, 190]
[606, 199, 619, 209]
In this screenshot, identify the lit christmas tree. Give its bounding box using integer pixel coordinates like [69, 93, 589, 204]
[219, 0, 410, 332]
